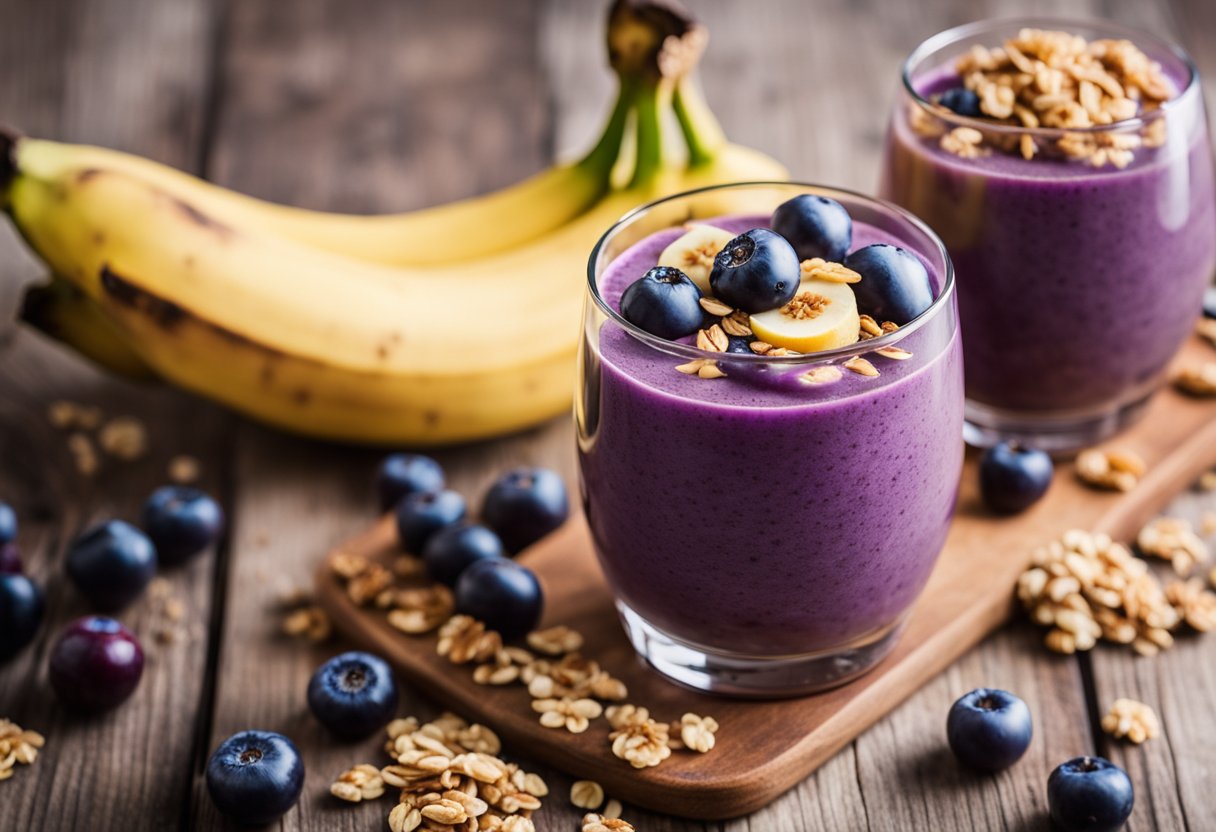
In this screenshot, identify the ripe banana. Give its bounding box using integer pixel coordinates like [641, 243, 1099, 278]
[0, 80, 635, 271]
[2, 70, 786, 445]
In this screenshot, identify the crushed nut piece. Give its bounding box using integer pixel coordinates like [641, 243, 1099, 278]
[875, 346, 913, 361]
[67, 432, 99, 476]
[843, 357, 879, 377]
[1076, 448, 1145, 492]
[1167, 577, 1216, 631]
[941, 126, 988, 159]
[1175, 363, 1216, 396]
[98, 416, 148, 460]
[696, 325, 729, 353]
[167, 454, 201, 484]
[698, 297, 733, 316]
[719, 310, 752, 337]
[0, 719, 45, 782]
[438, 615, 502, 665]
[781, 291, 830, 320]
[609, 713, 671, 768]
[527, 625, 583, 656]
[331, 763, 386, 802]
[801, 366, 843, 385]
[677, 713, 719, 753]
[1101, 698, 1161, 744]
[582, 814, 635, 832]
[1137, 517, 1209, 575]
[570, 780, 605, 810]
[532, 697, 603, 734]
[697, 362, 726, 380]
[801, 258, 861, 284]
[858, 315, 883, 339]
[1196, 317, 1216, 348]
[602, 798, 623, 820]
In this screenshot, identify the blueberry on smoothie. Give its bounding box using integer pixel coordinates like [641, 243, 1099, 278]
[620, 266, 704, 339]
[939, 87, 982, 117]
[455, 559, 543, 640]
[376, 453, 445, 512]
[979, 442, 1053, 514]
[1048, 756, 1134, 832]
[307, 651, 399, 740]
[844, 243, 934, 325]
[771, 194, 853, 262]
[206, 730, 304, 826]
[65, 520, 158, 612]
[395, 489, 466, 554]
[947, 688, 1033, 771]
[423, 522, 506, 587]
[709, 229, 801, 313]
[0, 500, 16, 544]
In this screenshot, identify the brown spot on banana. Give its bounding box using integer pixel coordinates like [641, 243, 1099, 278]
[166, 193, 233, 237]
[75, 168, 103, 185]
[101, 265, 186, 329]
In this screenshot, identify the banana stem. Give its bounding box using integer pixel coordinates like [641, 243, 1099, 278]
[673, 75, 725, 168]
[575, 74, 638, 181]
[0, 126, 18, 208]
[628, 79, 672, 189]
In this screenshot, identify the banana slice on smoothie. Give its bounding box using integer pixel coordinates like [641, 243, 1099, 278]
[748, 278, 861, 353]
[657, 224, 736, 293]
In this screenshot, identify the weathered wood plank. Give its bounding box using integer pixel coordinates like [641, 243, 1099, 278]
[0, 1, 229, 830]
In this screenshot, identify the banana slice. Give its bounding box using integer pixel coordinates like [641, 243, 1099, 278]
[657, 224, 736, 293]
[748, 278, 861, 353]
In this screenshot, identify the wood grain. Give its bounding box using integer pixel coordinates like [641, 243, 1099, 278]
[316, 340, 1216, 818]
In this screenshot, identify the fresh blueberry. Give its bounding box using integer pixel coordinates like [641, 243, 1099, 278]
[395, 489, 466, 554]
[939, 86, 982, 117]
[481, 467, 570, 555]
[0, 542, 22, 575]
[455, 559, 543, 641]
[979, 442, 1054, 514]
[1048, 756, 1134, 832]
[0, 500, 15, 544]
[844, 243, 935, 325]
[709, 228, 801, 314]
[307, 651, 399, 740]
[620, 266, 704, 340]
[947, 688, 1033, 771]
[206, 730, 305, 826]
[0, 573, 44, 661]
[65, 520, 157, 611]
[376, 453, 445, 512]
[770, 194, 853, 262]
[49, 616, 144, 711]
[141, 486, 224, 567]
[423, 522, 506, 587]
[726, 336, 754, 354]
[1203, 285, 1216, 319]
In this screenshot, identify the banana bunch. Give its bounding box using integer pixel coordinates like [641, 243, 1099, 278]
[2, 0, 786, 445]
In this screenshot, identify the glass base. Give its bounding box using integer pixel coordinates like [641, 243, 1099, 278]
[963, 388, 1155, 455]
[615, 601, 906, 699]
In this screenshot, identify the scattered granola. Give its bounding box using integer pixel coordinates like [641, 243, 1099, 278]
[674, 358, 726, 379]
[438, 615, 502, 665]
[582, 814, 635, 832]
[167, 454, 202, 484]
[875, 346, 913, 361]
[47, 400, 102, 431]
[570, 779, 605, 810]
[698, 297, 733, 317]
[602, 799, 624, 820]
[1137, 517, 1209, 575]
[1101, 698, 1161, 744]
[843, 356, 879, 377]
[675, 713, 719, 753]
[1017, 529, 1180, 656]
[1075, 448, 1145, 492]
[781, 291, 830, 321]
[532, 697, 603, 734]
[384, 585, 455, 635]
[330, 763, 386, 802]
[67, 432, 99, 477]
[940, 126, 988, 159]
[526, 625, 584, 657]
[98, 416, 149, 461]
[801, 366, 843, 385]
[608, 707, 672, 768]
[696, 324, 729, 353]
[0, 719, 44, 782]
[800, 257, 861, 284]
[1174, 362, 1216, 396]
[1166, 577, 1216, 631]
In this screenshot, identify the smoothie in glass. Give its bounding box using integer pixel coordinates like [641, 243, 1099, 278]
[880, 20, 1216, 450]
[577, 184, 963, 696]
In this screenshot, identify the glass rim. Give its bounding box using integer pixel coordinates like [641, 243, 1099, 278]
[900, 16, 1200, 138]
[585, 181, 956, 366]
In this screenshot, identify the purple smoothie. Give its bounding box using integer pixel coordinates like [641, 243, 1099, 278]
[881, 49, 1216, 419]
[578, 214, 963, 657]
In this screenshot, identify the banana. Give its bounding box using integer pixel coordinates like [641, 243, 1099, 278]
[2, 69, 786, 445]
[20, 277, 158, 381]
[658, 223, 736, 292]
[748, 278, 861, 353]
[0, 78, 635, 271]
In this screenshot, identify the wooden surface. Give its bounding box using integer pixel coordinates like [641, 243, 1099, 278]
[0, 0, 1213, 829]
[316, 352, 1216, 820]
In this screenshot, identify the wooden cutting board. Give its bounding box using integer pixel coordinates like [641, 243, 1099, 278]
[316, 334, 1216, 820]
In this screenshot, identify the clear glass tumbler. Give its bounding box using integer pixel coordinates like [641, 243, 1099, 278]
[880, 18, 1216, 452]
[577, 182, 963, 697]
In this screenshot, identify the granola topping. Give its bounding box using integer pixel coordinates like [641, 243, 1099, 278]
[780, 291, 830, 321]
[1174, 362, 1216, 396]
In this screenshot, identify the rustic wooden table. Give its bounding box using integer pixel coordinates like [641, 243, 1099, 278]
[1, 0, 1214, 829]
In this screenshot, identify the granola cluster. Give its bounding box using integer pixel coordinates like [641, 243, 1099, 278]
[1137, 516, 1209, 575]
[46, 399, 152, 476]
[0, 719, 44, 782]
[1174, 362, 1216, 397]
[920, 29, 1173, 167]
[1075, 448, 1146, 493]
[1101, 698, 1161, 744]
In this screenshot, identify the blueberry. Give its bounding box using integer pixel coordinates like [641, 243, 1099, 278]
[376, 453, 445, 512]
[770, 194, 853, 262]
[709, 229, 801, 314]
[206, 730, 305, 826]
[0, 500, 15, 544]
[0, 542, 22, 575]
[455, 559, 543, 641]
[395, 489, 466, 554]
[1203, 285, 1216, 319]
[726, 336, 753, 354]
[141, 485, 224, 567]
[423, 522, 506, 587]
[947, 688, 1033, 771]
[979, 442, 1054, 514]
[938, 86, 982, 117]
[307, 651, 399, 740]
[1048, 756, 1134, 832]
[481, 467, 569, 555]
[0, 573, 44, 661]
[65, 520, 157, 611]
[844, 243, 934, 325]
[620, 266, 704, 340]
[49, 616, 144, 711]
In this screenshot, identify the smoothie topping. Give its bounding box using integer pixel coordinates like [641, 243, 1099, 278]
[801, 257, 862, 284]
[843, 357, 880, 378]
[801, 366, 844, 385]
[781, 291, 831, 320]
[928, 29, 1173, 166]
[1174, 361, 1216, 396]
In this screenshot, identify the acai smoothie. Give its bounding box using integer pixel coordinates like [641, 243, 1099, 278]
[577, 184, 963, 695]
[880, 22, 1216, 449]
